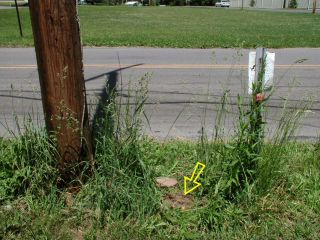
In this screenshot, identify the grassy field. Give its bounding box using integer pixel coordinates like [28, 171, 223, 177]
[0, 6, 319, 48]
[0, 3, 12, 7]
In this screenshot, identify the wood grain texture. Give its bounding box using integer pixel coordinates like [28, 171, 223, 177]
[29, 0, 92, 181]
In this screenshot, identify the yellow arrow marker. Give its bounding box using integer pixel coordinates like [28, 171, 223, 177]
[184, 162, 206, 195]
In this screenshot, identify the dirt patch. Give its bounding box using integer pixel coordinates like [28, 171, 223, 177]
[163, 192, 194, 210]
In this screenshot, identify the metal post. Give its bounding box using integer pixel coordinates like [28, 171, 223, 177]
[14, 0, 23, 37]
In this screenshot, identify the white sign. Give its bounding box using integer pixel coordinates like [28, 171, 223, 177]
[248, 51, 275, 94]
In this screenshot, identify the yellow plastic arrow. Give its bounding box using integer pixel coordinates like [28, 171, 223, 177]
[184, 162, 206, 195]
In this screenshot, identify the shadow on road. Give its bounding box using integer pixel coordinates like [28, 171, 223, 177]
[89, 64, 143, 140]
[85, 63, 143, 82]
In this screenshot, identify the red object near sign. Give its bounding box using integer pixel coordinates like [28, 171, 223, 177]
[255, 93, 265, 102]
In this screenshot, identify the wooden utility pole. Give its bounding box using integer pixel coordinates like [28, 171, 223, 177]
[29, 0, 93, 184]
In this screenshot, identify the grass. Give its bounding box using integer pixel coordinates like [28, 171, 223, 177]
[1, 75, 320, 239]
[0, 2, 12, 7]
[0, 6, 319, 48]
[1, 136, 320, 239]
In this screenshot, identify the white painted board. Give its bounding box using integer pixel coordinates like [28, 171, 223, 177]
[248, 51, 256, 95]
[264, 52, 275, 91]
[248, 51, 275, 94]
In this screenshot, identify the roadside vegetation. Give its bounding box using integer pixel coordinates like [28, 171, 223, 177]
[1, 74, 319, 239]
[0, 6, 319, 48]
[1, 3, 319, 239]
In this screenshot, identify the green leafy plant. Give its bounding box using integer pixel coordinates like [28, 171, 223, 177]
[289, 0, 297, 8]
[0, 119, 58, 202]
[79, 74, 160, 224]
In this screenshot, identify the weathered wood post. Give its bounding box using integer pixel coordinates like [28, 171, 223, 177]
[29, 0, 93, 184]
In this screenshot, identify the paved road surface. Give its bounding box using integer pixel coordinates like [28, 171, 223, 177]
[0, 47, 319, 140]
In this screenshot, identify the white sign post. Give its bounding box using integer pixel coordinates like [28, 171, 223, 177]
[248, 49, 275, 95]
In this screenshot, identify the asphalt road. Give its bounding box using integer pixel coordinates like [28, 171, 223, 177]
[0, 47, 319, 140]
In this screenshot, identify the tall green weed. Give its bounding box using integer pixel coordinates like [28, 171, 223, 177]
[0, 119, 57, 202]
